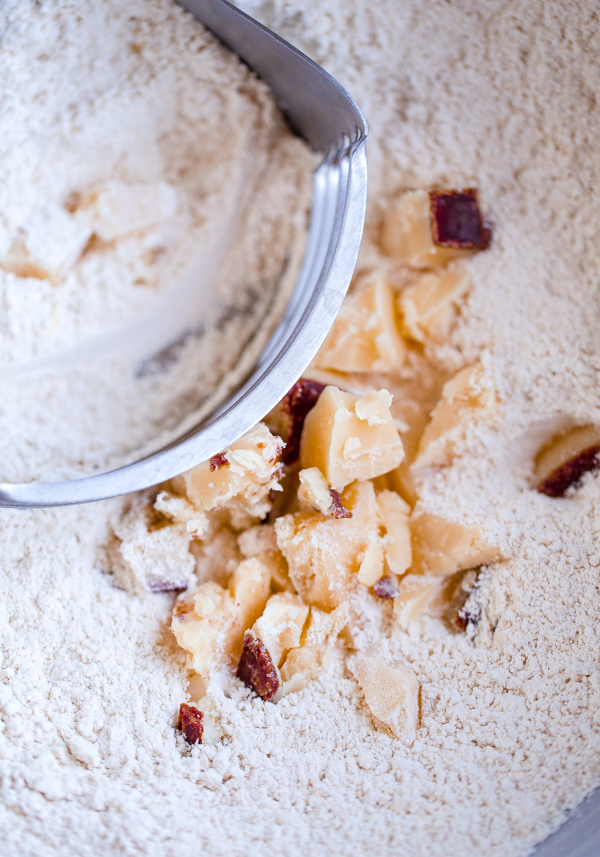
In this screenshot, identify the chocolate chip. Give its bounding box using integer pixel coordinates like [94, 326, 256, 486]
[537, 444, 600, 497]
[373, 576, 399, 599]
[329, 489, 352, 519]
[281, 378, 326, 465]
[430, 189, 491, 249]
[237, 631, 280, 701]
[209, 452, 228, 471]
[178, 703, 203, 744]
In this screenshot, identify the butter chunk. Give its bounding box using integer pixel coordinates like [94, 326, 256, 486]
[350, 654, 419, 744]
[410, 510, 504, 575]
[0, 203, 92, 281]
[357, 540, 385, 586]
[111, 493, 196, 593]
[393, 573, 446, 629]
[169, 424, 283, 531]
[281, 602, 348, 690]
[399, 267, 470, 344]
[238, 523, 292, 591]
[315, 276, 406, 373]
[252, 593, 309, 669]
[300, 386, 404, 492]
[414, 364, 498, 468]
[298, 467, 334, 514]
[239, 598, 347, 702]
[75, 180, 178, 241]
[275, 480, 380, 610]
[380, 189, 471, 269]
[376, 489, 412, 576]
[171, 556, 271, 680]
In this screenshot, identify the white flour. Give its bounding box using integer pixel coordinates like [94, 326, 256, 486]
[0, 0, 315, 481]
[2, 1, 600, 856]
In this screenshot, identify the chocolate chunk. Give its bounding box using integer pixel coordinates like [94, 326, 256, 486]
[209, 452, 228, 471]
[329, 489, 352, 519]
[282, 378, 326, 465]
[537, 445, 600, 497]
[178, 703, 203, 745]
[237, 630, 280, 701]
[373, 576, 399, 599]
[430, 189, 491, 249]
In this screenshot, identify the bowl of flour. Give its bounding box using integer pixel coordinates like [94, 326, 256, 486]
[2, 1, 600, 856]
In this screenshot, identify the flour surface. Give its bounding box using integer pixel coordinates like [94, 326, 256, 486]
[0, 0, 314, 481]
[2, 2, 600, 856]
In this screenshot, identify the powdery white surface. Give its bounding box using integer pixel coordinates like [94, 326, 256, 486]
[0, 0, 315, 481]
[2, 1, 600, 856]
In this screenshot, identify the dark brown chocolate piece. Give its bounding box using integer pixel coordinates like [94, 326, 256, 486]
[373, 576, 399, 599]
[237, 631, 280, 701]
[281, 378, 326, 465]
[209, 452, 228, 471]
[537, 445, 600, 497]
[178, 703, 203, 745]
[329, 489, 352, 519]
[430, 189, 491, 249]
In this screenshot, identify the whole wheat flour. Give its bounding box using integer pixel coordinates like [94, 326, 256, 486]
[2, 1, 600, 856]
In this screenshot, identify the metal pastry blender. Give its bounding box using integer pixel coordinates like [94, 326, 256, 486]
[0, 0, 367, 507]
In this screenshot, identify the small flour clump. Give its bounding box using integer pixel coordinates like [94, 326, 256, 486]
[3, 2, 600, 857]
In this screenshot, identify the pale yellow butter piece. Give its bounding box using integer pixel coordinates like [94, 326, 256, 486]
[0, 203, 92, 281]
[350, 654, 419, 744]
[171, 556, 271, 679]
[237, 523, 292, 591]
[399, 267, 470, 344]
[314, 275, 406, 373]
[357, 540, 385, 586]
[280, 602, 348, 690]
[275, 480, 380, 610]
[253, 592, 309, 669]
[297, 467, 335, 515]
[410, 510, 504, 575]
[169, 423, 283, 531]
[393, 573, 446, 629]
[380, 189, 470, 269]
[376, 489, 412, 576]
[414, 364, 498, 468]
[300, 386, 404, 492]
[76, 180, 178, 241]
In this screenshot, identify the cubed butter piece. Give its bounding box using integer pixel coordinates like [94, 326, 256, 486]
[75, 180, 178, 241]
[300, 386, 404, 492]
[298, 467, 337, 516]
[171, 556, 271, 679]
[399, 267, 470, 344]
[275, 480, 380, 610]
[280, 602, 348, 690]
[393, 573, 446, 629]
[170, 424, 283, 530]
[0, 204, 92, 281]
[357, 540, 385, 586]
[350, 654, 419, 744]
[315, 276, 406, 373]
[410, 510, 505, 575]
[414, 364, 498, 468]
[252, 593, 309, 669]
[376, 489, 412, 576]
